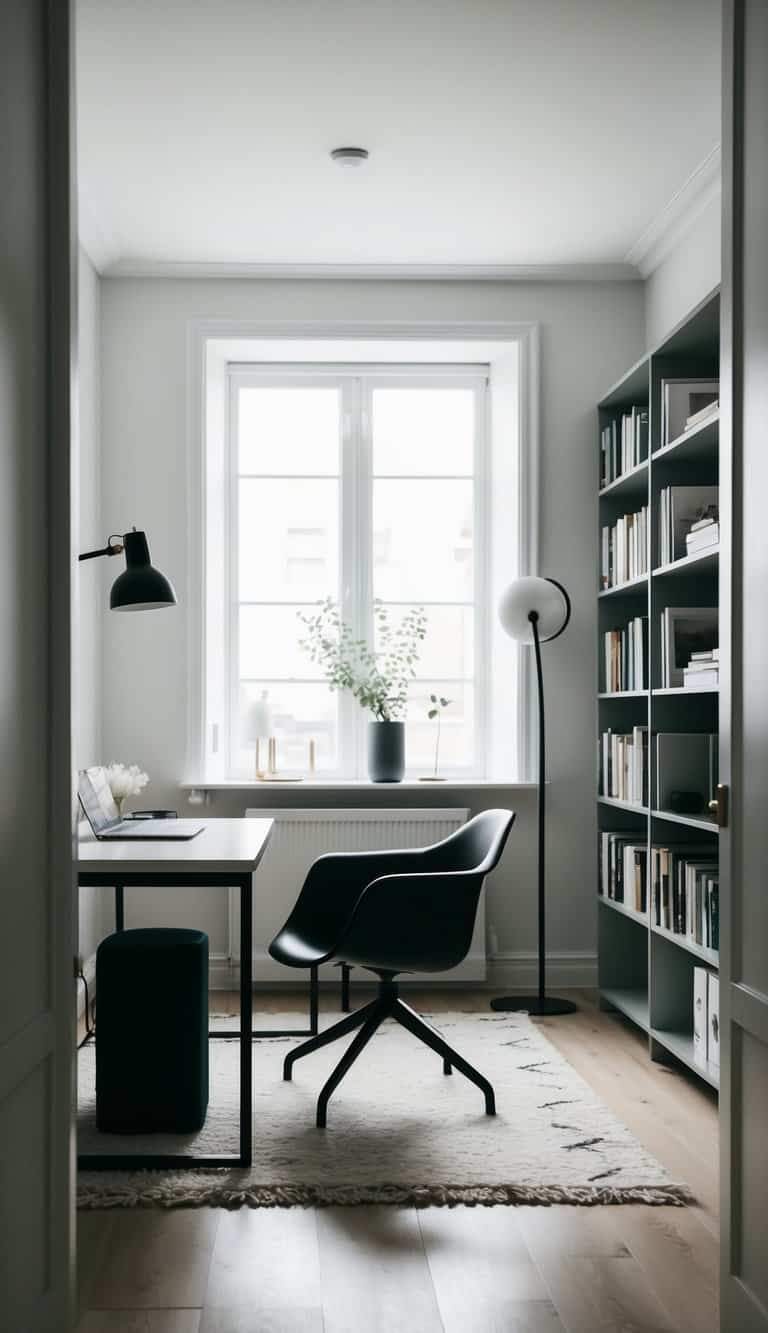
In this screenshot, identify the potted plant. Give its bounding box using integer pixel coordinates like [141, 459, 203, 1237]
[298, 598, 427, 781]
[419, 694, 452, 782]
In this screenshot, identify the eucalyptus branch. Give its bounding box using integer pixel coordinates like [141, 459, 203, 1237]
[298, 598, 427, 722]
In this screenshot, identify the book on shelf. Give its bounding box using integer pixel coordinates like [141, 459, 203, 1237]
[600, 505, 648, 588]
[661, 378, 719, 446]
[693, 967, 709, 1066]
[600, 726, 648, 805]
[685, 520, 719, 555]
[658, 485, 718, 564]
[683, 667, 719, 690]
[685, 398, 719, 432]
[603, 615, 648, 692]
[598, 830, 647, 912]
[600, 406, 648, 487]
[650, 844, 719, 950]
[660, 607, 718, 688]
[655, 731, 718, 814]
[708, 974, 720, 1067]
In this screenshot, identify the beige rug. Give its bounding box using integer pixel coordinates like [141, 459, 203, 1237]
[76, 1011, 691, 1209]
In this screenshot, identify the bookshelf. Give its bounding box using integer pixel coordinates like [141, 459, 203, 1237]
[596, 289, 721, 1092]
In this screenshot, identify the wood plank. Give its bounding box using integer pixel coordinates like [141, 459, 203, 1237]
[607, 1205, 719, 1333]
[86, 1209, 220, 1309]
[316, 1205, 443, 1333]
[418, 1206, 562, 1333]
[204, 1208, 320, 1314]
[200, 1309, 322, 1333]
[518, 1207, 678, 1333]
[78, 1313, 201, 1332]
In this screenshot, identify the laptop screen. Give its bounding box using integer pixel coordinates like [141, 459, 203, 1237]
[78, 767, 121, 834]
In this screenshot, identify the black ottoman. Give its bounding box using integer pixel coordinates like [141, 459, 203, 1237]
[96, 927, 209, 1133]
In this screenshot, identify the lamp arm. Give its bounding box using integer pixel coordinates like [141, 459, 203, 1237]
[78, 535, 124, 562]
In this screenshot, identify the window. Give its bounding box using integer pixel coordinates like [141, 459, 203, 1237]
[226, 365, 488, 779]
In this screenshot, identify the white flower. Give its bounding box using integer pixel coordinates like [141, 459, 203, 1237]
[105, 762, 149, 802]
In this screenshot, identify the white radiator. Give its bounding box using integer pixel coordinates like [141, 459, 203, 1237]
[237, 807, 485, 982]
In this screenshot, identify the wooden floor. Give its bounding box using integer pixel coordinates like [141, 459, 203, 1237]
[77, 987, 719, 1333]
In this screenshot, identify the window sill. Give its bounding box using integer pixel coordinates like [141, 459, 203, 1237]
[180, 778, 536, 793]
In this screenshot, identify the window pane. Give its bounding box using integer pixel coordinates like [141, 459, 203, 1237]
[404, 684, 475, 771]
[240, 605, 323, 679]
[373, 388, 475, 475]
[373, 480, 473, 601]
[238, 386, 340, 474]
[239, 478, 338, 602]
[236, 682, 338, 772]
[374, 604, 473, 680]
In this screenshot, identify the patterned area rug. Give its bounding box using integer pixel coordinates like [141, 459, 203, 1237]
[77, 1011, 691, 1209]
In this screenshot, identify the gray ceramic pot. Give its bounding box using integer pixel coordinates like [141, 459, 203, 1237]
[368, 720, 405, 782]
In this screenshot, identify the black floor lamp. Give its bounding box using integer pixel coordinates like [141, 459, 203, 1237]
[491, 576, 577, 1017]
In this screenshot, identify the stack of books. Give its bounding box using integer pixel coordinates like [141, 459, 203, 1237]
[600, 726, 648, 806]
[658, 485, 718, 565]
[598, 831, 647, 912]
[683, 648, 719, 691]
[660, 378, 719, 447]
[650, 845, 719, 952]
[603, 616, 648, 692]
[693, 969, 720, 1070]
[685, 512, 719, 556]
[599, 407, 649, 487]
[600, 505, 648, 588]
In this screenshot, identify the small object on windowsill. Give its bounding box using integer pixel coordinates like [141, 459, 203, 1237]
[309, 738, 316, 775]
[418, 775, 447, 782]
[255, 735, 303, 782]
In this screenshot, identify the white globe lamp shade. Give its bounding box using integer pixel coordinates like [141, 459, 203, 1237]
[498, 577, 571, 645]
[245, 691, 273, 741]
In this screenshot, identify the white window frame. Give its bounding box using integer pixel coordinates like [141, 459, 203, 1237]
[185, 321, 539, 788]
[226, 362, 489, 780]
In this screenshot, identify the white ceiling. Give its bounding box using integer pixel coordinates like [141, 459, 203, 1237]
[76, 0, 721, 275]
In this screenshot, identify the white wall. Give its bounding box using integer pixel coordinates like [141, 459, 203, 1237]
[95, 277, 644, 984]
[645, 192, 721, 347]
[76, 248, 107, 967]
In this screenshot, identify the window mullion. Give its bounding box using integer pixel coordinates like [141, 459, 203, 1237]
[356, 376, 374, 777]
[340, 377, 361, 777]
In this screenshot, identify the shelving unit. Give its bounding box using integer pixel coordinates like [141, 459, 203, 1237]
[596, 288, 721, 1092]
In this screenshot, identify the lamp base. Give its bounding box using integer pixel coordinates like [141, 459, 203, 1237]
[490, 995, 578, 1016]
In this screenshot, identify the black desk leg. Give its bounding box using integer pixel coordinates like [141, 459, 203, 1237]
[239, 874, 253, 1168]
[115, 883, 124, 932]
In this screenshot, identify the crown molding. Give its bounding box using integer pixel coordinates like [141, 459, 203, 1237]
[625, 145, 721, 279]
[98, 258, 641, 283]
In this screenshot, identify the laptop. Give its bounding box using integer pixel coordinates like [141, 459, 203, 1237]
[78, 767, 203, 840]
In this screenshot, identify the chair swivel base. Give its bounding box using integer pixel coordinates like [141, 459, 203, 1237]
[490, 994, 578, 1016]
[284, 978, 496, 1128]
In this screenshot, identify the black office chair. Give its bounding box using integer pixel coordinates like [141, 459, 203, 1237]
[269, 808, 515, 1127]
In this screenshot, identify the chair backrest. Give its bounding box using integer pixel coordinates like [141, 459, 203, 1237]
[422, 808, 515, 875]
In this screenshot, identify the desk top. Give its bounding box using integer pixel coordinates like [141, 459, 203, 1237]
[77, 818, 273, 874]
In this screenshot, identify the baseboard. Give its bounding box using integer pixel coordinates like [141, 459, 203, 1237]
[207, 951, 595, 991]
[487, 951, 597, 990]
[208, 950, 487, 990]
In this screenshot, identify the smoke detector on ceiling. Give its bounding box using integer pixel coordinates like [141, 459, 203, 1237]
[330, 147, 369, 168]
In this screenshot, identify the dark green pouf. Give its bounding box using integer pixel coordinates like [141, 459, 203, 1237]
[96, 928, 209, 1134]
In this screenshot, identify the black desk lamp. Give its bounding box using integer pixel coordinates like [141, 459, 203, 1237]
[78, 527, 177, 611]
[490, 576, 577, 1017]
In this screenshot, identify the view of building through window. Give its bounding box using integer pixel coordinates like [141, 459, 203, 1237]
[231, 371, 485, 777]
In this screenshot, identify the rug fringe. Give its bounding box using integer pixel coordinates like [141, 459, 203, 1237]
[77, 1178, 694, 1210]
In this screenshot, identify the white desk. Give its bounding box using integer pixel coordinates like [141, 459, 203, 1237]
[78, 818, 273, 1171]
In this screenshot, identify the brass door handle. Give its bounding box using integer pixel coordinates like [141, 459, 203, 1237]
[708, 784, 729, 828]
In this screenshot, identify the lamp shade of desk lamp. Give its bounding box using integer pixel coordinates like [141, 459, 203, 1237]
[78, 527, 177, 612]
[491, 576, 577, 1017]
[109, 530, 177, 611]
